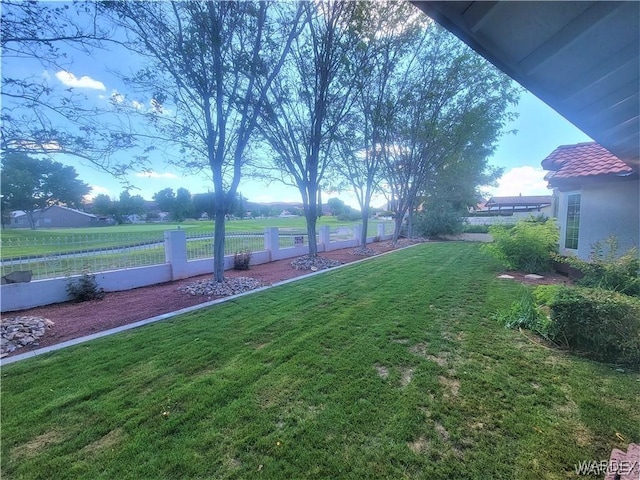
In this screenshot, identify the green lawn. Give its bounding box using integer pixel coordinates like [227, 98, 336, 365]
[2, 243, 638, 479]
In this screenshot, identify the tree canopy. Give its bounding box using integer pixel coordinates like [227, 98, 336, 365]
[0, 1, 140, 177]
[2, 2, 521, 251]
[100, 1, 305, 281]
[258, 1, 362, 256]
[0, 152, 91, 229]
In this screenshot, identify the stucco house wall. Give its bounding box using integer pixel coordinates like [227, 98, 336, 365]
[556, 178, 639, 259]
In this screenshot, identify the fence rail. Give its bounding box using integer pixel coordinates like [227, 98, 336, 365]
[2, 223, 397, 312]
[185, 232, 266, 261]
[1, 233, 165, 280]
[1, 222, 394, 281]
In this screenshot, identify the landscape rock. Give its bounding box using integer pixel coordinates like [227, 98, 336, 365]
[350, 247, 378, 256]
[2, 270, 33, 284]
[1, 316, 54, 356]
[290, 255, 342, 271]
[178, 277, 264, 297]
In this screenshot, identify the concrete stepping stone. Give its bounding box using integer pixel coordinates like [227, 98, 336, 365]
[525, 274, 545, 280]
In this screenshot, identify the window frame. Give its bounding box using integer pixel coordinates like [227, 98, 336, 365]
[564, 192, 581, 250]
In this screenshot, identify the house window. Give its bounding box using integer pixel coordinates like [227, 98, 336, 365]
[564, 193, 581, 250]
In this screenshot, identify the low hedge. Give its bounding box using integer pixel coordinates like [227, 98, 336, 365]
[550, 287, 640, 367]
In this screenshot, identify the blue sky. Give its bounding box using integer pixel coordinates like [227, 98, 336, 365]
[3, 8, 593, 210]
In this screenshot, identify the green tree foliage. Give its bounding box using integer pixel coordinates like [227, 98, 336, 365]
[111, 191, 145, 224]
[0, 152, 90, 229]
[381, 25, 519, 241]
[152, 187, 193, 222]
[415, 205, 466, 237]
[91, 194, 114, 216]
[0, 1, 138, 176]
[101, 1, 304, 282]
[258, 1, 362, 257]
[192, 192, 216, 220]
[173, 188, 194, 222]
[334, 1, 425, 245]
[326, 197, 348, 217]
[152, 188, 176, 215]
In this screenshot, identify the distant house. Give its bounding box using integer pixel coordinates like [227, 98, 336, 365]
[484, 195, 553, 215]
[9, 205, 98, 229]
[126, 214, 146, 224]
[542, 142, 639, 260]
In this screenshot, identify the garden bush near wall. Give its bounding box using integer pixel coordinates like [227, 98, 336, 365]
[497, 284, 640, 367]
[233, 249, 252, 271]
[482, 218, 559, 273]
[559, 236, 639, 297]
[550, 287, 640, 367]
[66, 272, 105, 303]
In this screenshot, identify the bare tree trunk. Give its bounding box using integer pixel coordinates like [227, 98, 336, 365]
[213, 207, 226, 283]
[307, 214, 318, 256]
[407, 207, 414, 238]
[393, 216, 402, 243]
[360, 205, 369, 246]
[305, 188, 319, 257]
[27, 211, 37, 230]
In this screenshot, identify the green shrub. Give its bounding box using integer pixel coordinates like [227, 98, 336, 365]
[233, 249, 252, 271]
[462, 224, 490, 234]
[415, 206, 465, 237]
[494, 288, 555, 339]
[336, 212, 361, 222]
[66, 272, 105, 303]
[482, 218, 559, 273]
[532, 284, 563, 306]
[550, 286, 640, 366]
[560, 236, 639, 297]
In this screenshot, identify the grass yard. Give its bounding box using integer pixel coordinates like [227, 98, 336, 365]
[2, 243, 638, 479]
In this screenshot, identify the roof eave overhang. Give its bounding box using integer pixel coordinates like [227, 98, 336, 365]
[411, 1, 640, 171]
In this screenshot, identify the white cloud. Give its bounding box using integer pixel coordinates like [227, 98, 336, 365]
[135, 171, 178, 179]
[488, 166, 551, 197]
[110, 90, 125, 104]
[9, 140, 61, 151]
[55, 71, 106, 90]
[84, 185, 110, 201]
[131, 100, 144, 110]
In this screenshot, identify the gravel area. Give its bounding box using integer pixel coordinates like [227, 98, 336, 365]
[178, 277, 265, 297]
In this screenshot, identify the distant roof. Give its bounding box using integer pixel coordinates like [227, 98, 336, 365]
[10, 205, 96, 218]
[541, 143, 635, 186]
[485, 196, 552, 207]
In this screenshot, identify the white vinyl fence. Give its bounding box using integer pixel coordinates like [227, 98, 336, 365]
[1, 224, 392, 312]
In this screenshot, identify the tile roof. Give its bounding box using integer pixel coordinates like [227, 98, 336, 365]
[541, 142, 634, 180]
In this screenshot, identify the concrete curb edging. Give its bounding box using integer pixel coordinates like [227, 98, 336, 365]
[1, 243, 423, 366]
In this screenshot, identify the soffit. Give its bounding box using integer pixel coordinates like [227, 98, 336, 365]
[412, 1, 640, 170]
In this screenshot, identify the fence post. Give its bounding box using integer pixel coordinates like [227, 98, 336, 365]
[377, 223, 385, 239]
[164, 230, 188, 280]
[353, 224, 362, 246]
[264, 227, 279, 261]
[319, 225, 331, 250]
